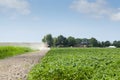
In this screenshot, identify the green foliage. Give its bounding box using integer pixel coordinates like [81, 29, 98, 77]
[56, 35, 68, 47]
[113, 41, 120, 47]
[0, 46, 32, 59]
[42, 34, 53, 47]
[89, 37, 99, 47]
[28, 48, 120, 80]
[42, 34, 120, 47]
[104, 41, 111, 47]
[67, 36, 76, 46]
[75, 38, 82, 46]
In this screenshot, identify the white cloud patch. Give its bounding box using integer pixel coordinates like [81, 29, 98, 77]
[0, 0, 30, 15]
[32, 16, 40, 21]
[111, 12, 120, 21]
[71, 0, 120, 21]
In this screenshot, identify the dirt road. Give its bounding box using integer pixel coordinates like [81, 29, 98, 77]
[0, 48, 50, 80]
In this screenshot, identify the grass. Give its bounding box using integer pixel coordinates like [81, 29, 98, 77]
[0, 46, 33, 59]
[28, 48, 120, 80]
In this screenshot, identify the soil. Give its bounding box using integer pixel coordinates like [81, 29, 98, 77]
[0, 48, 50, 80]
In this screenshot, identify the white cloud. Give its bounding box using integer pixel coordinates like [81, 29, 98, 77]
[111, 12, 120, 21]
[32, 16, 40, 21]
[0, 0, 30, 15]
[71, 0, 120, 21]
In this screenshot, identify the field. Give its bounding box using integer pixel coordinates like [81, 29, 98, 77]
[0, 46, 32, 59]
[28, 48, 120, 80]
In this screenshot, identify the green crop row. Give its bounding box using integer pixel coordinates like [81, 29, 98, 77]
[28, 48, 120, 80]
[0, 46, 32, 59]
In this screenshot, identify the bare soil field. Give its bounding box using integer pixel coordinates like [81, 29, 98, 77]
[0, 48, 50, 80]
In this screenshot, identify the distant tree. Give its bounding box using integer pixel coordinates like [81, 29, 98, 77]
[97, 41, 102, 47]
[116, 41, 120, 47]
[42, 34, 120, 48]
[53, 37, 58, 47]
[57, 35, 67, 47]
[75, 38, 82, 46]
[113, 41, 120, 47]
[67, 36, 76, 46]
[64, 38, 68, 47]
[101, 41, 105, 47]
[42, 34, 53, 47]
[113, 41, 117, 47]
[89, 37, 98, 47]
[104, 41, 111, 47]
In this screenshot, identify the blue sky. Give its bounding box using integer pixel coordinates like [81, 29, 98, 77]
[0, 0, 120, 42]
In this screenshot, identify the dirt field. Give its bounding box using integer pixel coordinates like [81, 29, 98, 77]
[0, 48, 50, 80]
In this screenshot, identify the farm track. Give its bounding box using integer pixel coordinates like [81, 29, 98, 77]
[0, 48, 50, 80]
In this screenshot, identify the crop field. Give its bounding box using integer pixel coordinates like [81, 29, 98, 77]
[0, 46, 32, 59]
[28, 48, 120, 80]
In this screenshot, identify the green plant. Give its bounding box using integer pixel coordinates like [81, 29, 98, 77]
[28, 48, 120, 80]
[0, 46, 32, 59]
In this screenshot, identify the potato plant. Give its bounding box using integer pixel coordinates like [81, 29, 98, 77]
[28, 48, 120, 80]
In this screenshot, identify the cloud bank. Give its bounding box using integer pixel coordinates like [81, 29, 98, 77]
[71, 0, 120, 21]
[0, 0, 30, 15]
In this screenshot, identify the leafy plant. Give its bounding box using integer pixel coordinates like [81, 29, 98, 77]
[0, 46, 32, 59]
[28, 48, 120, 80]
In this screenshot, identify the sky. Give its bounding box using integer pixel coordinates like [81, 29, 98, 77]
[0, 0, 120, 42]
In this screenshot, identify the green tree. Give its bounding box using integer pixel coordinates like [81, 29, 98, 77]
[75, 38, 82, 46]
[53, 37, 58, 47]
[67, 36, 76, 46]
[116, 41, 120, 47]
[101, 41, 105, 47]
[57, 35, 67, 47]
[42, 34, 53, 47]
[113, 41, 120, 47]
[89, 37, 98, 47]
[97, 41, 102, 47]
[104, 41, 111, 47]
[113, 41, 117, 47]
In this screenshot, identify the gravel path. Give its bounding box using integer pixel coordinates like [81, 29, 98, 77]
[0, 48, 50, 80]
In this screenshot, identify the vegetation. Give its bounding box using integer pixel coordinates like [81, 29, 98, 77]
[28, 48, 120, 80]
[0, 46, 32, 59]
[42, 34, 120, 47]
[42, 34, 53, 47]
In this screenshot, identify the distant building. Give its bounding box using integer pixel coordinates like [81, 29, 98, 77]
[108, 46, 116, 48]
[80, 39, 89, 47]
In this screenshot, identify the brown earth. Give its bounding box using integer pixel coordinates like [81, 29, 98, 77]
[0, 48, 50, 80]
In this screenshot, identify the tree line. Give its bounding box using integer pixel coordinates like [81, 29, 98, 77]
[42, 34, 120, 48]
